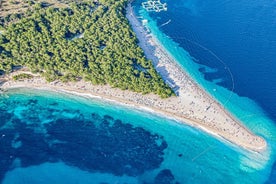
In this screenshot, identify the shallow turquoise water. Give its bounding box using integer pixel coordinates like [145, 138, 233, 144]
[1, 0, 276, 183]
[132, 0, 276, 183]
[0, 88, 274, 183]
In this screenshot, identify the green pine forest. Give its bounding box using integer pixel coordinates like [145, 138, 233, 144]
[0, 0, 175, 98]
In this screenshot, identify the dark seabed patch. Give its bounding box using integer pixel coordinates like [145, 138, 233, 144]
[154, 169, 180, 184]
[0, 95, 168, 182]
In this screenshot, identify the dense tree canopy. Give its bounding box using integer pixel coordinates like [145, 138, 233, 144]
[0, 0, 174, 98]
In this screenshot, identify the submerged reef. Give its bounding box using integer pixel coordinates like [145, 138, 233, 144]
[0, 97, 168, 182]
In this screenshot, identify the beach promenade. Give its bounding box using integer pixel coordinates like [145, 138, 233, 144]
[0, 4, 267, 152]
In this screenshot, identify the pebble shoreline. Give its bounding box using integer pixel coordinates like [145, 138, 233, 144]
[0, 4, 267, 152]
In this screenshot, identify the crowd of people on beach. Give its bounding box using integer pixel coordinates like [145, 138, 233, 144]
[125, 4, 266, 151]
[0, 4, 266, 152]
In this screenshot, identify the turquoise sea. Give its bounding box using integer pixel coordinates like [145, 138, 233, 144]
[1, 0, 276, 183]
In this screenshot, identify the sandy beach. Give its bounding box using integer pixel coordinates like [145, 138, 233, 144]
[0, 4, 267, 152]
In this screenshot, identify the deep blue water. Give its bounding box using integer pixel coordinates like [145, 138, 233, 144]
[146, 0, 276, 120]
[132, 0, 276, 183]
[1, 0, 276, 183]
